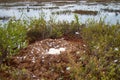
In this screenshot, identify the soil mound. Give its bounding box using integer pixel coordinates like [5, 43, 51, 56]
[9, 38, 88, 80]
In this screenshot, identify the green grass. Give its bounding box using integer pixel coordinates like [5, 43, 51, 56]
[0, 15, 120, 80]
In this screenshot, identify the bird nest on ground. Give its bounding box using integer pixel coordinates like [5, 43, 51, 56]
[8, 38, 89, 80]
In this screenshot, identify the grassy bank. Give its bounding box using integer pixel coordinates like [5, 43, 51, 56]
[0, 15, 120, 79]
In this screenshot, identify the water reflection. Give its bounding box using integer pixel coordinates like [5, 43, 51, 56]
[0, 1, 120, 24]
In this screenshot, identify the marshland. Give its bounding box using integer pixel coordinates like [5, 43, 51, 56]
[0, 0, 120, 24]
[0, 0, 120, 80]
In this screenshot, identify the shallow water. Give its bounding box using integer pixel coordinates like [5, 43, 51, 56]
[0, 1, 120, 24]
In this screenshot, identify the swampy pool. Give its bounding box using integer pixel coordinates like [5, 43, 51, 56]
[0, 0, 120, 24]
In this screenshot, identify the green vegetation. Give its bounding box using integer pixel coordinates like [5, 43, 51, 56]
[0, 19, 28, 63]
[0, 15, 120, 79]
[80, 19, 120, 79]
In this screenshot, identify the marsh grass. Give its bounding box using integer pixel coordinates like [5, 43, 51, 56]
[0, 15, 120, 79]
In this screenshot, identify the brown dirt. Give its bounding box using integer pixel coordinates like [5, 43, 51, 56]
[1, 36, 89, 80]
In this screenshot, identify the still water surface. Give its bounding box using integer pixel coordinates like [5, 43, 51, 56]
[0, 1, 120, 24]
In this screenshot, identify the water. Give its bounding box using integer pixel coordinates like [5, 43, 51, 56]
[0, 1, 120, 24]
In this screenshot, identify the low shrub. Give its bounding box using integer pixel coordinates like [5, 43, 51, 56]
[0, 19, 28, 63]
